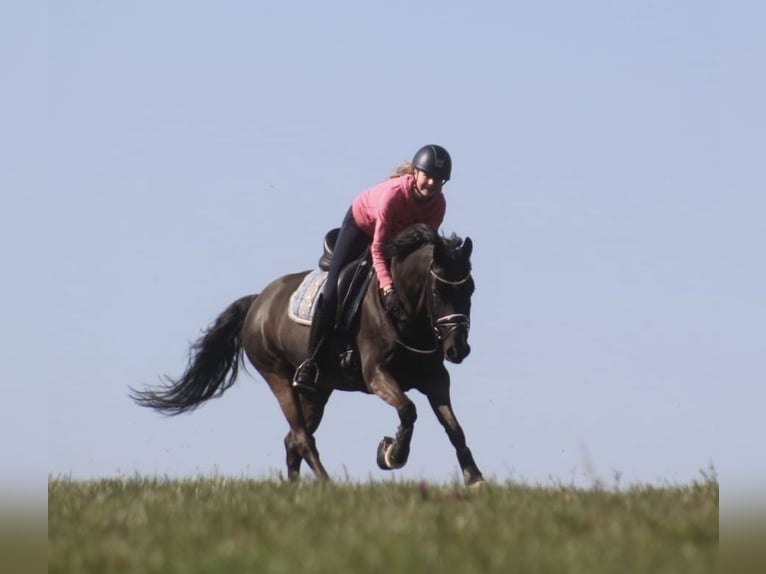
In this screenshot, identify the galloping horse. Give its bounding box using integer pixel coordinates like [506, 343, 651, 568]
[131, 224, 485, 486]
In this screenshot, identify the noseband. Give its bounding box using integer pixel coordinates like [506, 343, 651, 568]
[394, 262, 472, 355]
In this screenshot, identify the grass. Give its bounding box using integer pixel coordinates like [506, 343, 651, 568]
[48, 474, 718, 574]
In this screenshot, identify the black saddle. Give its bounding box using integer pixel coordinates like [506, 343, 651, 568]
[318, 228, 373, 333]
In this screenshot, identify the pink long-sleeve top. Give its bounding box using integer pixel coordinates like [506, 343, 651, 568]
[351, 174, 446, 292]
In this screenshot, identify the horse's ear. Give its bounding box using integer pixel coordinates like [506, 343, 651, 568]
[462, 237, 473, 258]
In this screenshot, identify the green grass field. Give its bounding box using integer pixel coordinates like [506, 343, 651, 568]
[48, 475, 718, 574]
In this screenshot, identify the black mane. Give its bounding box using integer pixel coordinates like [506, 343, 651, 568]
[384, 223, 465, 260]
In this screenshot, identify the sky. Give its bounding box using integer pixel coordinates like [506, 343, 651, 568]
[2, 1, 764, 501]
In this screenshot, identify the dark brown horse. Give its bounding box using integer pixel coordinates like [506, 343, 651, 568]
[131, 224, 485, 486]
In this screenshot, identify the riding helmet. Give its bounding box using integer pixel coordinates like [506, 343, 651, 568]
[412, 144, 452, 182]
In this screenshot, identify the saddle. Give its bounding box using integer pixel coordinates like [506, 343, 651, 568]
[289, 228, 373, 335]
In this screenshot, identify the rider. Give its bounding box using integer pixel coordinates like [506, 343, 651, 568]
[292, 144, 453, 393]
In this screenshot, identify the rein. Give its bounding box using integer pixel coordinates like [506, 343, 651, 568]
[394, 262, 471, 354]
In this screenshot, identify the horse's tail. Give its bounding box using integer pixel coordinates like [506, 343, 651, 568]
[131, 294, 258, 415]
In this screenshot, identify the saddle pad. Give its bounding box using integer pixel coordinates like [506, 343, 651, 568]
[288, 269, 328, 325]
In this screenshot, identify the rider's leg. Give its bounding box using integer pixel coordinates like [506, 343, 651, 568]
[293, 209, 370, 392]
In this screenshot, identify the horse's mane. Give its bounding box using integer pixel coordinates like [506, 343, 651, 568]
[384, 223, 466, 261]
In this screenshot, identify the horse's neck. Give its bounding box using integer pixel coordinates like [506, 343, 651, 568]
[395, 247, 433, 307]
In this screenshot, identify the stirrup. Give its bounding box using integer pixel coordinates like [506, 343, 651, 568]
[292, 359, 319, 393]
[339, 347, 358, 370]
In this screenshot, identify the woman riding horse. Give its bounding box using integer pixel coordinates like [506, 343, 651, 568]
[131, 146, 486, 486]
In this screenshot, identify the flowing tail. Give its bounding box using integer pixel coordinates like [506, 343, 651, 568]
[131, 294, 258, 415]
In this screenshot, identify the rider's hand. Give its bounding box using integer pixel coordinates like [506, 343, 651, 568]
[383, 288, 405, 322]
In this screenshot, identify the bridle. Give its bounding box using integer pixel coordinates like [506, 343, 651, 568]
[394, 262, 472, 355]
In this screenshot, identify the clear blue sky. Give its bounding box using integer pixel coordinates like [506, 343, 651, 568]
[2, 2, 763, 498]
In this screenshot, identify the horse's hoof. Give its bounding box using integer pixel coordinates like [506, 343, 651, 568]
[376, 437, 394, 470]
[376, 436, 406, 470]
[468, 478, 487, 489]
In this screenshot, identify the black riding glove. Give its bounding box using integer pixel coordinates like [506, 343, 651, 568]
[383, 288, 405, 321]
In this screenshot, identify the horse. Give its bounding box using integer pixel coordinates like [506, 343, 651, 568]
[131, 223, 485, 486]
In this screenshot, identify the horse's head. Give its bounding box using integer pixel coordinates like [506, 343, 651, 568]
[430, 235, 474, 363]
[386, 225, 475, 364]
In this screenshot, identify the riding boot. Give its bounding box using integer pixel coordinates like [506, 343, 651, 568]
[292, 296, 329, 393]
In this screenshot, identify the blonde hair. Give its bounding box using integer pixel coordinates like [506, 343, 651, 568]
[390, 161, 415, 178]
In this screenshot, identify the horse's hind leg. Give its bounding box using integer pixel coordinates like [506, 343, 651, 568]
[265, 372, 330, 481]
[284, 432, 302, 481]
[284, 394, 329, 481]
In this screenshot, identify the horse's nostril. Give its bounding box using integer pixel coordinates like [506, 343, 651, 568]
[445, 345, 466, 363]
[446, 342, 470, 364]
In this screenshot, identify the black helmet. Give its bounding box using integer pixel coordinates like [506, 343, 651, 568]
[412, 144, 452, 182]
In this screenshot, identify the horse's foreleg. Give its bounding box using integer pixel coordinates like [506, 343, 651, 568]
[368, 367, 417, 470]
[426, 381, 485, 487]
